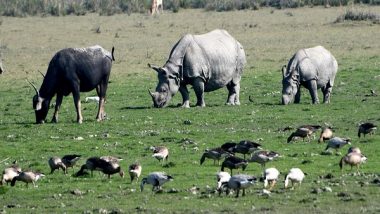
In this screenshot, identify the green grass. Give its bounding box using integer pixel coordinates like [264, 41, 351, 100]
[0, 6, 380, 213]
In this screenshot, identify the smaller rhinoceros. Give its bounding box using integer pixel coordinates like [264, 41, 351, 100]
[281, 46, 338, 105]
[148, 29, 246, 108]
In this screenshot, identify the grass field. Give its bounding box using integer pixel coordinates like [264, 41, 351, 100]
[0, 6, 380, 213]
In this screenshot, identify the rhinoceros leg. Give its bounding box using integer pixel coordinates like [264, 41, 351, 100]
[179, 85, 190, 108]
[307, 80, 319, 104]
[193, 78, 205, 107]
[226, 82, 240, 105]
[51, 94, 63, 123]
[322, 85, 332, 103]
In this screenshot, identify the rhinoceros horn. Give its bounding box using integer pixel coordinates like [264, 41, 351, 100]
[27, 79, 39, 96]
[148, 89, 155, 98]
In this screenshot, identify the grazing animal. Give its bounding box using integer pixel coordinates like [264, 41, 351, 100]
[287, 127, 313, 143]
[61, 154, 81, 172]
[233, 140, 262, 159]
[358, 122, 377, 138]
[347, 146, 361, 154]
[148, 29, 246, 108]
[221, 156, 248, 175]
[28, 45, 115, 124]
[325, 137, 351, 153]
[216, 171, 231, 190]
[129, 163, 142, 183]
[150, 0, 163, 15]
[1, 165, 21, 185]
[140, 172, 173, 192]
[281, 46, 338, 105]
[340, 152, 367, 175]
[319, 127, 333, 143]
[249, 150, 280, 171]
[11, 171, 45, 188]
[220, 142, 237, 153]
[264, 168, 280, 191]
[75, 157, 124, 179]
[200, 147, 231, 165]
[48, 156, 67, 174]
[151, 146, 169, 165]
[284, 168, 305, 189]
[219, 174, 256, 198]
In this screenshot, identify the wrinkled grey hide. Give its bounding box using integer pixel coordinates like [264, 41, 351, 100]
[282, 46, 338, 105]
[148, 29, 246, 108]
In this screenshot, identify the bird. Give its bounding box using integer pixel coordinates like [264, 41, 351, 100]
[325, 137, 351, 154]
[100, 156, 123, 163]
[287, 127, 313, 143]
[48, 156, 67, 174]
[1, 165, 21, 185]
[220, 142, 237, 153]
[151, 146, 169, 165]
[358, 122, 377, 138]
[318, 127, 333, 143]
[140, 172, 173, 192]
[221, 156, 248, 175]
[61, 154, 81, 172]
[200, 147, 231, 165]
[347, 146, 361, 154]
[11, 171, 45, 188]
[284, 168, 305, 189]
[233, 140, 262, 159]
[249, 150, 280, 172]
[264, 167, 280, 191]
[75, 157, 124, 179]
[340, 152, 367, 175]
[129, 162, 142, 183]
[216, 171, 231, 190]
[219, 174, 256, 198]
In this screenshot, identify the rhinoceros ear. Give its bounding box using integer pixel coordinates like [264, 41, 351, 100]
[148, 63, 161, 73]
[281, 65, 287, 79]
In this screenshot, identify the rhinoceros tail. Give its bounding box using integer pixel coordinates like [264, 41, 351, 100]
[111, 47, 115, 61]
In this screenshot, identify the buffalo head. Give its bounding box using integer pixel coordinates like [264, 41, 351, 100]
[281, 65, 299, 105]
[28, 80, 50, 124]
[148, 63, 180, 108]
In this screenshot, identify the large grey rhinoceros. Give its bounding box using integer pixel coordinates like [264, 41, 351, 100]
[281, 46, 338, 105]
[148, 29, 246, 108]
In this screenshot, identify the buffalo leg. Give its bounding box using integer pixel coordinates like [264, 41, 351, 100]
[322, 85, 332, 104]
[226, 82, 240, 105]
[307, 80, 319, 104]
[51, 94, 63, 123]
[179, 85, 190, 108]
[193, 78, 205, 107]
[72, 88, 83, 124]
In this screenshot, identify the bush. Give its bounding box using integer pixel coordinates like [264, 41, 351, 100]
[335, 8, 380, 23]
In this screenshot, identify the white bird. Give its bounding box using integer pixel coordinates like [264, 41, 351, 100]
[129, 162, 142, 183]
[219, 174, 256, 198]
[264, 167, 280, 191]
[11, 171, 45, 188]
[151, 146, 169, 165]
[325, 137, 351, 153]
[48, 156, 67, 174]
[1, 165, 21, 185]
[284, 168, 305, 189]
[216, 171, 231, 190]
[140, 172, 173, 192]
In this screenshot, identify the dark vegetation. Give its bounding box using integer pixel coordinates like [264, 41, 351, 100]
[1, 0, 380, 17]
[335, 8, 380, 23]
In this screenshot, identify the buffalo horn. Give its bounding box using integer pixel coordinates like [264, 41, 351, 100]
[281, 65, 287, 79]
[26, 79, 39, 95]
[38, 70, 45, 78]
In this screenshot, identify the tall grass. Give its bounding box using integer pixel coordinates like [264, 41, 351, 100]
[0, 0, 379, 16]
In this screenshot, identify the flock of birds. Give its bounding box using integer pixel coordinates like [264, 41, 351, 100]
[0, 122, 377, 197]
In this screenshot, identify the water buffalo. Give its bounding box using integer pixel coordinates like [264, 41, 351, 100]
[148, 29, 246, 108]
[29, 45, 114, 124]
[281, 46, 338, 105]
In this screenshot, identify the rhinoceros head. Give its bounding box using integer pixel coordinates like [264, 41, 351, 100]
[148, 63, 180, 108]
[281, 65, 299, 105]
[29, 80, 50, 124]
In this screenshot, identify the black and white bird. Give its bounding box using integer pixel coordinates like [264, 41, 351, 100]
[1, 165, 21, 185]
[264, 167, 280, 191]
[151, 146, 169, 165]
[48, 156, 67, 174]
[75, 157, 124, 179]
[61, 154, 81, 172]
[200, 147, 231, 165]
[11, 171, 45, 188]
[249, 150, 280, 171]
[358, 122, 377, 138]
[221, 156, 248, 175]
[284, 168, 305, 189]
[220, 142, 237, 153]
[325, 137, 351, 153]
[129, 162, 142, 183]
[219, 174, 256, 198]
[140, 172, 173, 192]
[233, 140, 262, 159]
[216, 171, 231, 190]
[287, 127, 314, 143]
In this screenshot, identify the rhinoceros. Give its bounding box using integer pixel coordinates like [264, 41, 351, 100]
[148, 29, 246, 108]
[281, 46, 338, 105]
